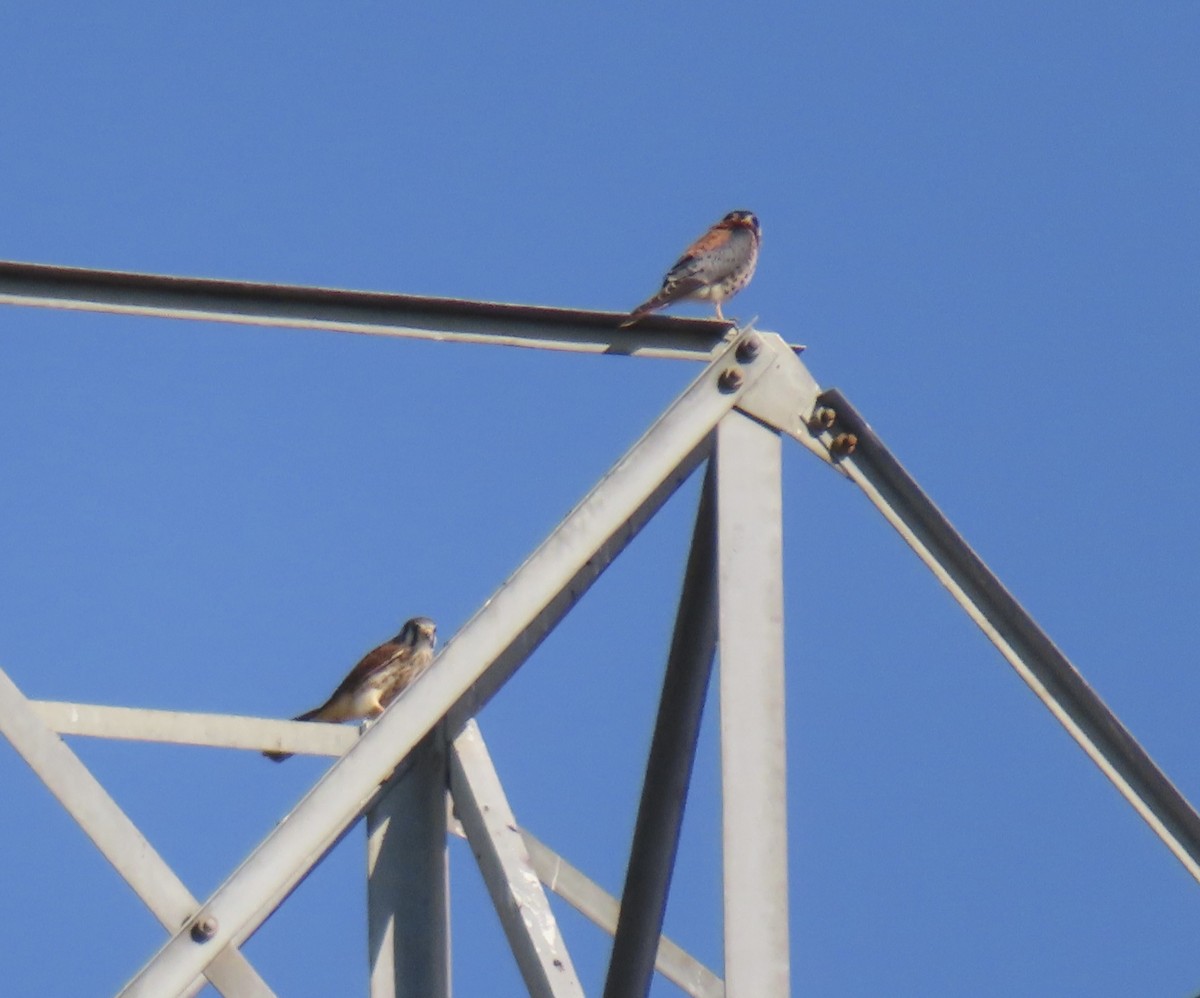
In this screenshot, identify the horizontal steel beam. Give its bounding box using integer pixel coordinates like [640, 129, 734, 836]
[117, 332, 780, 997]
[0, 259, 735, 360]
[31, 700, 359, 756]
[812, 387, 1200, 885]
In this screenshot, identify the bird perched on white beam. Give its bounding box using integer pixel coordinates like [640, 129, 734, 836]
[263, 616, 438, 762]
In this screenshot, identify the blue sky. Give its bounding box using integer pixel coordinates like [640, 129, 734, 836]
[2, 3, 1199, 995]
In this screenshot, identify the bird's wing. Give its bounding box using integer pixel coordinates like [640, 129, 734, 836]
[328, 642, 405, 698]
[663, 227, 748, 290]
[650, 271, 708, 304]
[622, 224, 754, 325]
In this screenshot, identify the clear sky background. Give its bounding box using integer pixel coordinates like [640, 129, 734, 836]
[1, 4, 1198, 996]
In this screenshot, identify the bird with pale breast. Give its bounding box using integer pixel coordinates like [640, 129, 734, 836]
[263, 616, 438, 762]
[621, 210, 761, 326]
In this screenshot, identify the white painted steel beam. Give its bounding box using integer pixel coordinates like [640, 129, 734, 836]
[810, 388, 1200, 885]
[519, 830, 725, 998]
[33, 698, 719, 991]
[32, 700, 359, 757]
[367, 730, 451, 998]
[0, 259, 735, 360]
[116, 331, 783, 998]
[715, 412, 790, 997]
[604, 462, 719, 998]
[26, 696, 720, 990]
[450, 721, 584, 998]
[0, 667, 276, 998]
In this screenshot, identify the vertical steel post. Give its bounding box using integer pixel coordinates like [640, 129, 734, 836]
[715, 410, 789, 996]
[367, 727, 451, 998]
[604, 461, 719, 998]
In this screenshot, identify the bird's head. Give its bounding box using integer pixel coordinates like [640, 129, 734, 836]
[722, 210, 760, 238]
[399, 616, 438, 650]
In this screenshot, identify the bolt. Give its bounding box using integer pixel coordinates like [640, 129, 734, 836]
[829, 432, 858, 457]
[735, 335, 761, 363]
[717, 368, 744, 392]
[191, 915, 219, 943]
[807, 406, 836, 431]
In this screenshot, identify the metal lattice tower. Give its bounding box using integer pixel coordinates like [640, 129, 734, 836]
[2, 260, 1200, 997]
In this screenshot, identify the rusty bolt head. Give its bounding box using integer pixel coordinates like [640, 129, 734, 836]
[807, 406, 836, 431]
[829, 432, 858, 457]
[735, 336, 761, 364]
[717, 368, 744, 392]
[191, 915, 219, 943]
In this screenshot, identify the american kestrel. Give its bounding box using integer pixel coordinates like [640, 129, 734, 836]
[263, 616, 438, 762]
[620, 210, 761, 326]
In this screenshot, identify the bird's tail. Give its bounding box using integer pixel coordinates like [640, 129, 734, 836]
[618, 293, 667, 328]
[262, 707, 323, 762]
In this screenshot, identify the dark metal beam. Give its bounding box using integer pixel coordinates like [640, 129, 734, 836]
[0, 259, 733, 360]
[604, 462, 719, 998]
[814, 386, 1200, 885]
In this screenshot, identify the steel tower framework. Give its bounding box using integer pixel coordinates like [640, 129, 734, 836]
[2, 261, 1200, 997]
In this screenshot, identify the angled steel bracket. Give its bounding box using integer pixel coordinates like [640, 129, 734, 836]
[0, 668, 277, 998]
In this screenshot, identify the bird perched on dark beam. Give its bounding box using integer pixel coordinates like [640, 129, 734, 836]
[263, 616, 438, 762]
[621, 210, 761, 326]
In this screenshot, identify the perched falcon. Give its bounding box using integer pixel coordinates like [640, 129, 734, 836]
[263, 616, 438, 762]
[621, 210, 761, 326]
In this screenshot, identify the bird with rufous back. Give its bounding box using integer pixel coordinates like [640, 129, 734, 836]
[263, 616, 438, 762]
[620, 210, 761, 327]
